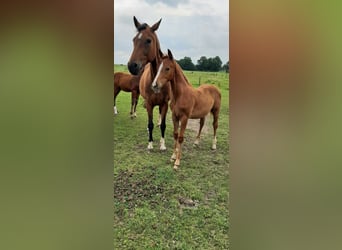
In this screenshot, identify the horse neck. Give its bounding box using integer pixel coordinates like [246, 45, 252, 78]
[149, 38, 162, 79]
[171, 63, 192, 101]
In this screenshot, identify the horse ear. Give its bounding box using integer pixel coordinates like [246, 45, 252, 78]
[133, 16, 142, 30]
[159, 49, 163, 58]
[151, 18, 162, 32]
[168, 49, 173, 60]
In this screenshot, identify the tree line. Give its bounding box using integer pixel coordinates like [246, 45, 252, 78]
[176, 56, 229, 72]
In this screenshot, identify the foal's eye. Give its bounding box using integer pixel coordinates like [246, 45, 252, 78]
[165, 67, 170, 71]
[146, 38, 152, 44]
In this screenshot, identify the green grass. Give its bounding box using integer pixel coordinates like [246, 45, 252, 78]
[114, 64, 229, 249]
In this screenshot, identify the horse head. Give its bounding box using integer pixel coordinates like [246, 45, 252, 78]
[127, 16, 162, 75]
[152, 49, 175, 93]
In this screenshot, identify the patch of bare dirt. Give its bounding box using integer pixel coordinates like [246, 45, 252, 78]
[186, 114, 211, 134]
[114, 167, 166, 210]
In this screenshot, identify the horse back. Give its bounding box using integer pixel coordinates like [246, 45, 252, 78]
[192, 84, 221, 116]
[198, 84, 221, 103]
[114, 72, 139, 92]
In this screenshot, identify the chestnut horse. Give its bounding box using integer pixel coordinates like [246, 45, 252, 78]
[152, 49, 221, 169]
[113, 72, 140, 118]
[127, 16, 171, 150]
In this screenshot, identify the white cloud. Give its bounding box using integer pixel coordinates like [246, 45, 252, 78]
[114, 0, 229, 65]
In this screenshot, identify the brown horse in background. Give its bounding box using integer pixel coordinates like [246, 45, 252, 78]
[152, 49, 221, 170]
[114, 72, 140, 118]
[127, 16, 171, 150]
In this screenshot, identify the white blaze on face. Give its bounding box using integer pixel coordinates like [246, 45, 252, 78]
[152, 62, 163, 88]
[138, 32, 143, 39]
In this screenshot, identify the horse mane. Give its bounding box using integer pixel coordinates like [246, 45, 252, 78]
[174, 61, 192, 86]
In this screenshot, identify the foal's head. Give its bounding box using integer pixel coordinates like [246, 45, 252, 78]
[151, 49, 176, 93]
[127, 16, 162, 75]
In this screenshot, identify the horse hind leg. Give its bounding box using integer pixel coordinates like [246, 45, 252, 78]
[133, 93, 139, 118]
[211, 109, 219, 150]
[157, 106, 162, 127]
[194, 117, 205, 146]
[130, 91, 138, 119]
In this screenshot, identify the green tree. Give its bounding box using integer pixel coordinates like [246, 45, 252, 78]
[196, 56, 209, 71]
[196, 56, 222, 72]
[211, 56, 222, 71]
[222, 61, 229, 73]
[177, 57, 195, 71]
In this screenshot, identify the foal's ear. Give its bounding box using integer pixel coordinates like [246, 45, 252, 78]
[151, 18, 162, 32]
[158, 49, 164, 58]
[133, 16, 141, 30]
[167, 49, 174, 60]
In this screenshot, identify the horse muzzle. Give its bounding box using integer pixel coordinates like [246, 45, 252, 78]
[151, 83, 160, 93]
[127, 61, 142, 75]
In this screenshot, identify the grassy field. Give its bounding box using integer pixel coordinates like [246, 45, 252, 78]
[114, 64, 229, 249]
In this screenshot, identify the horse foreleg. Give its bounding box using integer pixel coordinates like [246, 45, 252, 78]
[174, 116, 188, 170]
[171, 113, 179, 162]
[113, 87, 121, 115]
[194, 117, 205, 146]
[146, 103, 154, 150]
[159, 103, 168, 151]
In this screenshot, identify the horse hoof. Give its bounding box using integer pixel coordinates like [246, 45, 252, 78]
[211, 145, 217, 150]
[173, 165, 179, 170]
[160, 145, 167, 151]
[147, 142, 153, 150]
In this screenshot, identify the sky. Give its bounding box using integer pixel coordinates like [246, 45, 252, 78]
[114, 0, 229, 65]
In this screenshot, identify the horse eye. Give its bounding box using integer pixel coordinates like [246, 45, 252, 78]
[165, 67, 170, 71]
[146, 38, 152, 44]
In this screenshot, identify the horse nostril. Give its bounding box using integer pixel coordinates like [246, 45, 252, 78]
[128, 62, 139, 75]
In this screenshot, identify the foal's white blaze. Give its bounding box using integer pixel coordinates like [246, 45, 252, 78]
[151, 62, 163, 88]
[114, 106, 118, 115]
[137, 32, 143, 39]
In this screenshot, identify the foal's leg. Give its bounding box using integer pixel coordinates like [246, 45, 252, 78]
[171, 113, 179, 162]
[194, 117, 205, 146]
[113, 87, 121, 115]
[159, 103, 168, 151]
[146, 103, 154, 150]
[174, 116, 188, 170]
[211, 110, 219, 150]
